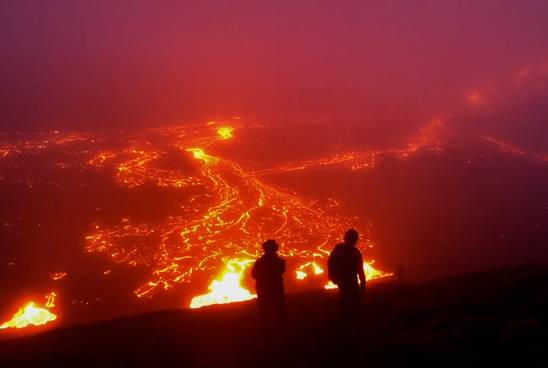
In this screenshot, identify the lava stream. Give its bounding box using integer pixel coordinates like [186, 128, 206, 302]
[190, 259, 256, 309]
[324, 261, 393, 289]
[0, 292, 58, 330]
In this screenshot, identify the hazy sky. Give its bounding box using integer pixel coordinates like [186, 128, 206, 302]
[1, 0, 547, 130]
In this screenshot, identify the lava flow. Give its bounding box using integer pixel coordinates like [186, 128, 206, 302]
[84, 122, 399, 308]
[190, 259, 256, 309]
[3, 119, 439, 318]
[0, 292, 58, 330]
[324, 261, 394, 289]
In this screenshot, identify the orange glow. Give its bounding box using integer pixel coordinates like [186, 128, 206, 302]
[217, 127, 234, 140]
[364, 260, 393, 280]
[467, 90, 483, 105]
[3, 115, 547, 315]
[253, 117, 448, 177]
[324, 261, 393, 289]
[295, 261, 324, 280]
[187, 147, 218, 165]
[482, 136, 548, 163]
[50, 272, 67, 281]
[82, 120, 445, 303]
[0, 292, 58, 330]
[190, 259, 256, 309]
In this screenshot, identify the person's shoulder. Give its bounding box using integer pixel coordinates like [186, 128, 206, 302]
[330, 243, 345, 257]
[333, 243, 345, 251]
[352, 246, 363, 257]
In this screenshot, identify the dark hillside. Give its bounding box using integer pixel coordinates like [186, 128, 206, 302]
[1, 264, 548, 367]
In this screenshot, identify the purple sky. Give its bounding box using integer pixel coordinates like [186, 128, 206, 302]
[1, 0, 547, 130]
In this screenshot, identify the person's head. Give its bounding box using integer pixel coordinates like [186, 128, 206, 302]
[262, 239, 279, 255]
[344, 228, 359, 246]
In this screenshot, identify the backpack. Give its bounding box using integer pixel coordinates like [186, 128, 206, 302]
[328, 244, 345, 285]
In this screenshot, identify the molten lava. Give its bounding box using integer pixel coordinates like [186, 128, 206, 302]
[190, 259, 256, 309]
[85, 122, 413, 304]
[186, 147, 218, 165]
[217, 127, 234, 140]
[6, 120, 448, 313]
[0, 292, 57, 330]
[324, 261, 393, 289]
[295, 261, 324, 280]
[50, 272, 67, 281]
[2, 115, 548, 318]
[363, 260, 394, 280]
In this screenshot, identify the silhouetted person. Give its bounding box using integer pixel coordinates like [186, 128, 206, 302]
[252, 239, 286, 323]
[328, 229, 366, 316]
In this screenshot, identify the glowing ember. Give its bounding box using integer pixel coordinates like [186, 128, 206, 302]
[190, 259, 256, 309]
[295, 261, 324, 280]
[0, 292, 58, 330]
[186, 147, 218, 165]
[324, 261, 393, 289]
[45, 292, 57, 308]
[364, 260, 393, 280]
[217, 127, 234, 140]
[50, 272, 67, 281]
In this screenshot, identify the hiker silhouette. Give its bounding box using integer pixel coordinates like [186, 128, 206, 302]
[251, 239, 286, 322]
[328, 229, 366, 315]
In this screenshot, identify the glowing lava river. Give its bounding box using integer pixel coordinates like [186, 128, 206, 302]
[1, 119, 419, 330]
[85, 122, 393, 307]
[7, 115, 543, 329]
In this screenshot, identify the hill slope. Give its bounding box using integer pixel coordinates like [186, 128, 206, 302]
[1, 264, 548, 367]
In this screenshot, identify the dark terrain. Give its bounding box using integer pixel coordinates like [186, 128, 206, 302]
[1, 264, 547, 367]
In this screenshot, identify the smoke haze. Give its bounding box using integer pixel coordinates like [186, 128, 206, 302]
[2, 0, 548, 130]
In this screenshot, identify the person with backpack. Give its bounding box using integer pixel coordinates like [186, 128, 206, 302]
[328, 229, 366, 316]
